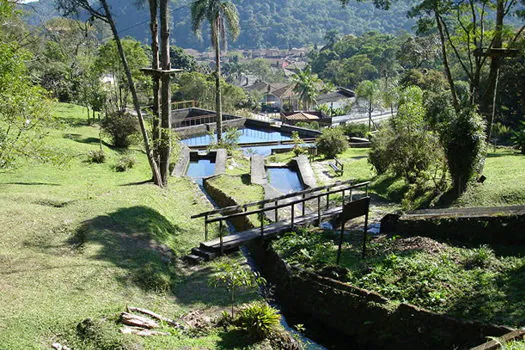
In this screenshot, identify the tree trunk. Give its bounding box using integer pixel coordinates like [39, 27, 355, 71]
[100, 0, 163, 187]
[159, 0, 171, 187]
[481, 0, 504, 140]
[149, 0, 161, 170]
[435, 11, 460, 113]
[214, 18, 223, 142]
[368, 98, 372, 131]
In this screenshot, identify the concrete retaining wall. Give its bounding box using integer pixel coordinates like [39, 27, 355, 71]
[202, 180, 512, 349]
[246, 240, 512, 350]
[391, 205, 525, 245]
[172, 145, 190, 177]
[293, 155, 316, 189]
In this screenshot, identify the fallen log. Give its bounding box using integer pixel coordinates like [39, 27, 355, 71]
[127, 306, 184, 329]
[119, 326, 170, 337]
[120, 312, 159, 329]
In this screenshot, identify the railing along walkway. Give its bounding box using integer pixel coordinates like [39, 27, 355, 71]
[191, 181, 370, 255]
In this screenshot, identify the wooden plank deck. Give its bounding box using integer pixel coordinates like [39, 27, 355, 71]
[200, 206, 343, 251]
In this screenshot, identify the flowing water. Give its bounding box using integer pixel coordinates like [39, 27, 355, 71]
[267, 167, 305, 193]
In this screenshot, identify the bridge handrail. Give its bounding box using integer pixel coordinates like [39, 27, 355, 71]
[191, 179, 367, 219]
[206, 181, 368, 224]
[202, 181, 370, 252]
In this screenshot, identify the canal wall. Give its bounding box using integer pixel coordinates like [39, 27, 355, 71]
[384, 205, 525, 245]
[246, 239, 512, 350]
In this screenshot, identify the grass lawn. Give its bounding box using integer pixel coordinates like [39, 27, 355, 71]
[456, 148, 525, 207]
[0, 103, 262, 349]
[273, 229, 525, 328]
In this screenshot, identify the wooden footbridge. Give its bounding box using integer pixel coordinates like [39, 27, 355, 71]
[185, 180, 370, 263]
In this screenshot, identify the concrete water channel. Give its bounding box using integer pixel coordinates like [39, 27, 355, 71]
[173, 116, 328, 348]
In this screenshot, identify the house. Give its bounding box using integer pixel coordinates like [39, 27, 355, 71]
[316, 87, 356, 110]
[246, 80, 297, 112]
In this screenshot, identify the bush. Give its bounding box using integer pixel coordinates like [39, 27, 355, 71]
[342, 123, 368, 138]
[114, 155, 135, 172]
[368, 127, 395, 174]
[101, 111, 138, 148]
[442, 109, 486, 193]
[235, 301, 281, 340]
[315, 128, 348, 158]
[511, 121, 525, 154]
[213, 127, 241, 155]
[87, 149, 106, 163]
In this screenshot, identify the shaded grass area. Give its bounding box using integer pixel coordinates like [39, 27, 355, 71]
[273, 229, 525, 328]
[0, 103, 262, 349]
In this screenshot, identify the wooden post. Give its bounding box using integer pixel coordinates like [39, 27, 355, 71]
[291, 204, 295, 229]
[204, 214, 208, 241]
[275, 200, 278, 221]
[362, 211, 369, 258]
[317, 196, 321, 225]
[219, 220, 224, 256]
[336, 221, 344, 265]
[260, 211, 264, 237]
[342, 189, 345, 206]
[302, 193, 306, 216]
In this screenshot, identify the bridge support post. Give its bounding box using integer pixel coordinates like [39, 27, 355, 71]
[317, 196, 321, 226]
[302, 193, 306, 216]
[291, 204, 295, 229]
[204, 214, 208, 241]
[362, 211, 369, 258]
[219, 220, 224, 256]
[337, 222, 344, 265]
[260, 212, 264, 237]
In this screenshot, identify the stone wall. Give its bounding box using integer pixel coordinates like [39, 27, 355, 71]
[392, 205, 525, 245]
[246, 240, 512, 350]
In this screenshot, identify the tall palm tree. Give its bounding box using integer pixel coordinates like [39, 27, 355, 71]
[291, 67, 321, 111]
[191, 0, 239, 142]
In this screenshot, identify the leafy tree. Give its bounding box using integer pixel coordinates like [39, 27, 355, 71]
[93, 38, 149, 112]
[35, 18, 99, 103]
[57, 0, 163, 186]
[209, 260, 265, 317]
[0, 2, 52, 169]
[291, 67, 321, 110]
[442, 109, 487, 194]
[191, 0, 240, 142]
[356, 80, 382, 131]
[173, 71, 246, 112]
[315, 128, 349, 158]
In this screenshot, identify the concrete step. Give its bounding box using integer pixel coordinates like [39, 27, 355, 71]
[192, 247, 217, 261]
[183, 254, 204, 265]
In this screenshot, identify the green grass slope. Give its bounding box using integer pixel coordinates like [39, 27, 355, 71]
[0, 104, 257, 349]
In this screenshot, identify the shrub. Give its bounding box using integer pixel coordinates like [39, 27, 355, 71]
[291, 131, 306, 156]
[368, 127, 395, 174]
[511, 121, 525, 154]
[87, 149, 106, 163]
[315, 128, 348, 158]
[213, 127, 241, 155]
[101, 110, 138, 148]
[343, 123, 368, 138]
[114, 155, 135, 172]
[235, 301, 281, 340]
[442, 109, 486, 193]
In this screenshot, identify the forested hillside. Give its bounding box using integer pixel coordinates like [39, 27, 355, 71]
[20, 0, 415, 49]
